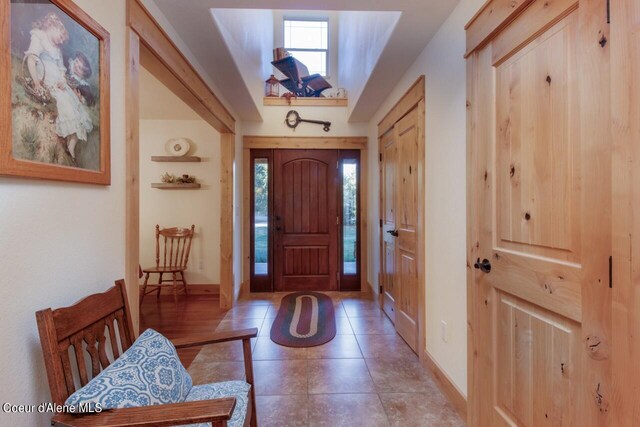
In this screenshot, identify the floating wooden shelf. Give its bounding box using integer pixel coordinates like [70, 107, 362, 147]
[263, 97, 347, 107]
[151, 156, 201, 162]
[151, 183, 201, 189]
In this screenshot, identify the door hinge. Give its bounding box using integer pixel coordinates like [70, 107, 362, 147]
[379, 285, 383, 294]
[379, 153, 382, 162]
[337, 216, 340, 225]
[336, 271, 340, 282]
[609, 255, 613, 289]
[379, 219, 383, 228]
[606, 0, 610, 24]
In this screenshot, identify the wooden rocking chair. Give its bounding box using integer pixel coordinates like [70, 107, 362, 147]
[140, 224, 195, 307]
[36, 280, 258, 427]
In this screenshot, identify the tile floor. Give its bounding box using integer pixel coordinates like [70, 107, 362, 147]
[187, 292, 465, 427]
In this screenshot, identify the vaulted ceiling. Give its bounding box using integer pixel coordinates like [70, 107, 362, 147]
[146, 0, 459, 122]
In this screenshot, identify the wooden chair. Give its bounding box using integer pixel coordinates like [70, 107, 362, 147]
[36, 280, 258, 427]
[141, 224, 195, 307]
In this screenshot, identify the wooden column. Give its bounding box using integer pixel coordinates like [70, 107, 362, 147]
[125, 29, 141, 331]
[220, 133, 235, 309]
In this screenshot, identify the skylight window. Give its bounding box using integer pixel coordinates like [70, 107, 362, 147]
[284, 19, 328, 76]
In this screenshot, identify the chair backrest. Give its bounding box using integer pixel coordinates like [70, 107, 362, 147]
[155, 224, 195, 269]
[36, 280, 135, 405]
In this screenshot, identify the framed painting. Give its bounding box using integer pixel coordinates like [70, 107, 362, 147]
[1, 0, 110, 185]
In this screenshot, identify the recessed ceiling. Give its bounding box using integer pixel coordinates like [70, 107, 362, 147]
[146, 0, 460, 122]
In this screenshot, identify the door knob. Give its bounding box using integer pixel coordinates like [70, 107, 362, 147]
[386, 229, 399, 237]
[474, 258, 491, 273]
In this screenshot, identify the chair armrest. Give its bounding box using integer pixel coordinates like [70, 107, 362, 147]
[51, 398, 236, 427]
[172, 328, 258, 349]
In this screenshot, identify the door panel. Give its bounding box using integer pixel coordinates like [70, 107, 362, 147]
[467, 2, 611, 426]
[274, 150, 338, 291]
[394, 109, 420, 353]
[380, 130, 397, 322]
[495, 15, 580, 263]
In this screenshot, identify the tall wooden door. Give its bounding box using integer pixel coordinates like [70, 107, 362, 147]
[273, 150, 339, 291]
[379, 103, 424, 355]
[466, 1, 611, 426]
[393, 107, 422, 353]
[380, 130, 397, 324]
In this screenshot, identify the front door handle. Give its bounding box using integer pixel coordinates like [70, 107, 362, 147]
[474, 258, 491, 273]
[386, 229, 399, 237]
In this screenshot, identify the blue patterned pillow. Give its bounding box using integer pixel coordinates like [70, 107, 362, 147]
[65, 329, 192, 410]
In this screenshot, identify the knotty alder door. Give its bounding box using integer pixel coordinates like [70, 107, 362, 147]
[466, 1, 611, 426]
[273, 150, 339, 291]
[379, 104, 423, 355]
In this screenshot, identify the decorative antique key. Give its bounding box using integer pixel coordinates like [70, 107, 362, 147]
[285, 110, 331, 132]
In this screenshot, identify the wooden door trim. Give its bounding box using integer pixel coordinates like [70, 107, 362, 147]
[611, 0, 640, 421]
[377, 76, 425, 136]
[241, 137, 369, 295]
[127, 0, 235, 133]
[377, 76, 426, 364]
[126, 0, 238, 322]
[243, 136, 366, 150]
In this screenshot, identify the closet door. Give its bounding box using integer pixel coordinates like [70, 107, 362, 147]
[393, 108, 421, 353]
[380, 129, 397, 323]
[466, 1, 611, 426]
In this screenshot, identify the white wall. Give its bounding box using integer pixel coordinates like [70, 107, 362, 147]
[139, 120, 221, 285]
[367, 0, 484, 396]
[0, 1, 127, 425]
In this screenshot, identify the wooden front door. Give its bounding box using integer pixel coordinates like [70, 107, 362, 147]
[274, 149, 339, 291]
[379, 103, 424, 355]
[466, 1, 611, 426]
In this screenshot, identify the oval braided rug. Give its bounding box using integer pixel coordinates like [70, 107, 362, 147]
[270, 292, 336, 347]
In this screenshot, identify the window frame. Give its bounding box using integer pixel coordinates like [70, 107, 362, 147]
[283, 17, 330, 77]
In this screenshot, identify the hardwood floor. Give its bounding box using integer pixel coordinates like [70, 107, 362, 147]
[140, 295, 225, 366]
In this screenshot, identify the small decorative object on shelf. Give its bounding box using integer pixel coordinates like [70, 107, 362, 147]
[282, 92, 297, 105]
[161, 172, 176, 183]
[165, 138, 190, 156]
[176, 174, 196, 184]
[265, 74, 280, 98]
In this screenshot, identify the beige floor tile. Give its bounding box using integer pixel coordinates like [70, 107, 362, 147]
[379, 393, 465, 427]
[349, 316, 396, 335]
[253, 337, 308, 360]
[253, 360, 308, 395]
[355, 334, 418, 360]
[308, 359, 375, 394]
[306, 334, 363, 359]
[216, 318, 265, 336]
[190, 340, 246, 362]
[256, 394, 309, 427]
[335, 316, 354, 334]
[308, 393, 390, 427]
[187, 360, 246, 385]
[365, 357, 437, 393]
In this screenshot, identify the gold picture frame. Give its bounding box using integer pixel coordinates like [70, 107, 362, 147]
[1, 0, 110, 185]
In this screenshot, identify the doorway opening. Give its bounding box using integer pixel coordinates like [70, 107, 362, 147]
[249, 148, 361, 292]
